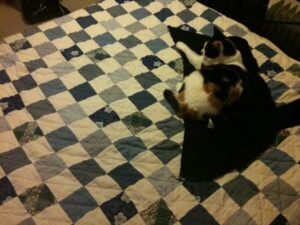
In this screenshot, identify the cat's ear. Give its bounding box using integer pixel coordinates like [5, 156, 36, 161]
[212, 26, 225, 39]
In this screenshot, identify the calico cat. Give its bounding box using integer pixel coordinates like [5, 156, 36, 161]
[164, 27, 246, 120]
[167, 25, 300, 181]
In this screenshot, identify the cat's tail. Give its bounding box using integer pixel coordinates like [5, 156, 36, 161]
[164, 89, 180, 113]
[275, 98, 300, 130]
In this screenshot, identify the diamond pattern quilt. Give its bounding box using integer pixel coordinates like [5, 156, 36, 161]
[0, 0, 300, 224]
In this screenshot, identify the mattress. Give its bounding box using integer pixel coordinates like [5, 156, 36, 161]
[0, 0, 299, 224]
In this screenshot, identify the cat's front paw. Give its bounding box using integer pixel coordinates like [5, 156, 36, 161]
[176, 42, 186, 51]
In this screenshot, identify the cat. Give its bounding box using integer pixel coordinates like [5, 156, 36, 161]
[167, 25, 300, 181]
[164, 27, 247, 120]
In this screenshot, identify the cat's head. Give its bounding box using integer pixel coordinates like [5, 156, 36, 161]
[201, 27, 246, 70]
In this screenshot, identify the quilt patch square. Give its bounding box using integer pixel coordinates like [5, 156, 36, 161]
[80, 129, 112, 157]
[39, 79, 67, 97]
[13, 122, 43, 145]
[119, 35, 142, 49]
[0, 95, 25, 115]
[89, 106, 120, 127]
[114, 136, 147, 161]
[76, 16, 98, 29]
[0, 176, 17, 205]
[26, 99, 56, 120]
[19, 184, 56, 215]
[46, 126, 78, 152]
[129, 90, 156, 110]
[69, 30, 91, 43]
[100, 192, 138, 225]
[70, 82, 97, 102]
[99, 85, 126, 103]
[223, 175, 259, 206]
[69, 159, 105, 185]
[180, 205, 219, 225]
[94, 33, 117, 47]
[150, 140, 181, 164]
[200, 8, 220, 22]
[61, 45, 83, 61]
[78, 64, 104, 81]
[44, 27, 66, 41]
[13, 75, 37, 92]
[0, 70, 10, 84]
[109, 163, 144, 189]
[60, 187, 98, 222]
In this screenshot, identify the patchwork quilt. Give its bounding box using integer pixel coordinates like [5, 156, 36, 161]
[0, 0, 300, 224]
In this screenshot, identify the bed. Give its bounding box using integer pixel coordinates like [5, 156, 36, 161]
[0, 0, 299, 224]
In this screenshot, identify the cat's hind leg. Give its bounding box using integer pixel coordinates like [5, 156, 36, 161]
[176, 42, 203, 70]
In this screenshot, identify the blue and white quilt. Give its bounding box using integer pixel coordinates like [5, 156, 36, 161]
[0, 0, 299, 224]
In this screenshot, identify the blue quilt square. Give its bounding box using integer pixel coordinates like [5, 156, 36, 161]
[60, 188, 98, 222]
[177, 9, 197, 23]
[136, 72, 161, 89]
[267, 79, 289, 100]
[24, 59, 47, 73]
[61, 45, 83, 61]
[260, 148, 295, 176]
[89, 106, 120, 127]
[141, 55, 165, 70]
[114, 136, 147, 161]
[39, 79, 66, 97]
[135, 0, 154, 7]
[86, 4, 103, 14]
[119, 35, 142, 49]
[0, 147, 31, 174]
[69, 30, 91, 43]
[26, 99, 56, 120]
[129, 90, 156, 110]
[109, 163, 143, 189]
[122, 111, 152, 134]
[150, 140, 181, 164]
[78, 64, 104, 81]
[155, 8, 173, 22]
[76, 16, 97, 29]
[69, 159, 105, 185]
[260, 60, 284, 77]
[201, 8, 220, 22]
[0, 70, 10, 84]
[256, 44, 277, 58]
[223, 175, 259, 206]
[12, 75, 37, 92]
[10, 39, 32, 52]
[100, 192, 138, 224]
[145, 39, 168, 53]
[0, 177, 17, 204]
[70, 82, 96, 102]
[183, 181, 220, 202]
[44, 26, 66, 41]
[22, 27, 41, 37]
[156, 117, 183, 138]
[131, 8, 151, 20]
[200, 24, 215, 36]
[107, 5, 127, 17]
[94, 33, 117, 47]
[180, 205, 219, 225]
[46, 126, 78, 152]
[0, 94, 25, 115]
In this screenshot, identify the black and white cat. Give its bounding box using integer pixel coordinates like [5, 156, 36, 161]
[164, 27, 246, 120]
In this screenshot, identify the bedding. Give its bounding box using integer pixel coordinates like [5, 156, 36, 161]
[0, 0, 299, 224]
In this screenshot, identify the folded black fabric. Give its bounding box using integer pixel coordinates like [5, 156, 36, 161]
[20, 0, 70, 24]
